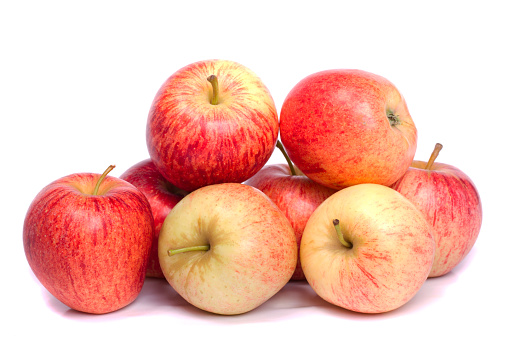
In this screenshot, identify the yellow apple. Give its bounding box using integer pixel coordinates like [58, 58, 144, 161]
[158, 183, 298, 315]
[300, 184, 435, 313]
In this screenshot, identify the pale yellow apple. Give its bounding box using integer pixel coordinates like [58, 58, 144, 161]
[300, 184, 435, 313]
[158, 183, 298, 315]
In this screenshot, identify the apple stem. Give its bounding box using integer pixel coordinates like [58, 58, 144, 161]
[333, 219, 352, 248]
[92, 165, 116, 196]
[276, 140, 297, 176]
[207, 75, 219, 105]
[425, 143, 443, 170]
[167, 245, 210, 256]
[386, 109, 401, 127]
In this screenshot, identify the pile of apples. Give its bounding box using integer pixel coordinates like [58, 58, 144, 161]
[23, 59, 482, 316]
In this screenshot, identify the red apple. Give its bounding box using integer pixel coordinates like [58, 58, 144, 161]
[23, 165, 154, 314]
[245, 141, 337, 280]
[146, 59, 279, 192]
[120, 159, 187, 278]
[279, 69, 417, 190]
[158, 183, 298, 315]
[300, 184, 435, 313]
[391, 143, 482, 277]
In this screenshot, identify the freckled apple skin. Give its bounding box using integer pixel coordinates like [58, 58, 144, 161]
[23, 173, 154, 314]
[245, 164, 337, 280]
[158, 183, 298, 315]
[120, 159, 187, 278]
[280, 69, 417, 190]
[300, 184, 434, 313]
[391, 161, 482, 277]
[146, 59, 279, 192]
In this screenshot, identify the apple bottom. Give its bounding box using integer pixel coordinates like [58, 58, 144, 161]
[300, 184, 435, 313]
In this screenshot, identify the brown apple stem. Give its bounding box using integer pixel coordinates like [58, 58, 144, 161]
[333, 219, 352, 248]
[276, 140, 297, 175]
[386, 108, 401, 127]
[425, 143, 443, 170]
[93, 165, 116, 196]
[207, 75, 219, 105]
[167, 245, 210, 256]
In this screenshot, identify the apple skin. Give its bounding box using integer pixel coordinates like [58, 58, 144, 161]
[391, 160, 482, 277]
[158, 183, 298, 315]
[23, 171, 154, 314]
[146, 59, 279, 192]
[244, 164, 337, 280]
[120, 159, 187, 278]
[279, 69, 417, 190]
[300, 184, 434, 313]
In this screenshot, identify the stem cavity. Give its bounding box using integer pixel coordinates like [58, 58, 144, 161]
[93, 165, 115, 196]
[425, 143, 443, 170]
[207, 75, 219, 105]
[276, 140, 297, 176]
[167, 245, 210, 256]
[333, 219, 352, 248]
[386, 108, 401, 127]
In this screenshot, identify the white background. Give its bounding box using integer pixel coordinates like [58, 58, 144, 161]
[2, 1, 507, 338]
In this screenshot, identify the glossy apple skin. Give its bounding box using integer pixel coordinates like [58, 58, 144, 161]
[158, 183, 298, 315]
[245, 164, 337, 280]
[23, 173, 154, 314]
[391, 161, 482, 277]
[279, 69, 417, 190]
[120, 159, 187, 278]
[146, 59, 279, 192]
[300, 184, 434, 313]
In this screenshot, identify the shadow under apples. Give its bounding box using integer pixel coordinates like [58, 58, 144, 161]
[162, 280, 333, 325]
[39, 277, 185, 321]
[61, 277, 195, 320]
[42, 288, 72, 315]
[38, 245, 479, 322]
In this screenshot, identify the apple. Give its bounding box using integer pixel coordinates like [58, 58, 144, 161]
[23, 165, 154, 314]
[146, 59, 279, 192]
[120, 159, 187, 278]
[158, 183, 298, 315]
[279, 69, 417, 190]
[245, 140, 337, 280]
[391, 143, 482, 277]
[300, 183, 435, 313]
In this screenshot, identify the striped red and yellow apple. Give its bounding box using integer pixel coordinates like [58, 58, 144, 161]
[280, 69, 417, 190]
[146, 59, 279, 192]
[245, 141, 337, 280]
[23, 166, 154, 314]
[120, 159, 188, 278]
[391, 143, 482, 277]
